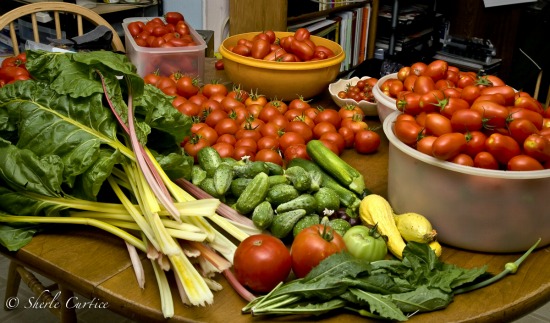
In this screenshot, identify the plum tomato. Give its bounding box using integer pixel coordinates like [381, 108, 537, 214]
[431, 132, 467, 161]
[233, 234, 292, 293]
[290, 224, 346, 278]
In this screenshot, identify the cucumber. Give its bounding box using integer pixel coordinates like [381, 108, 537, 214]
[306, 140, 365, 195]
[276, 194, 317, 215]
[235, 172, 269, 214]
[266, 183, 299, 206]
[230, 177, 252, 197]
[314, 187, 341, 215]
[213, 163, 234, 196]
[285, 166, 311, 192]
[191, 165, 207, 186]
[265, 161, 284, 175]
[328, 218, 352, 237]
[221, 157, 239, 167]
[197, 147, 222, 177]
[308, 169, 323, 192]
[288, 158, 361, 211]
[292, 214, 320, 237]
[268, 175, 289, 187]
[234, 161, 269, 178]
[270, 209, 307, 239]
[251, 201, 274, 230]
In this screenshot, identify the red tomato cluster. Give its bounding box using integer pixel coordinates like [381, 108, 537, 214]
[0, 53, 30, 87]
[229, 28, 336, 62]
[143, 71, 381, 163]
[388, 60, 550, 171]
[337, 77, 378, 103]
[126, 13, 197, 48]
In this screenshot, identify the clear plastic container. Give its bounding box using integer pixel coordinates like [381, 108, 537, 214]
[122, 18, 206, 79]
[383, 110, 550, 253]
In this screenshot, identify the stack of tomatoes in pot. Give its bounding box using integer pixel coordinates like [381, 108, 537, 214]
[0, 53, 30, 87]
[381, 59, 550, 171]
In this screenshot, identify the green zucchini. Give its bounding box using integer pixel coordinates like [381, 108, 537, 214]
[288, 158, 361, 211]
[306, 140, 365, 195]
[197, 147, 222, 178]
[270, 209, 307, 239]
[235, 172, 269, 214]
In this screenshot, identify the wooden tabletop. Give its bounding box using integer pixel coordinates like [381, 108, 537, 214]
[1, 59, 550, 323]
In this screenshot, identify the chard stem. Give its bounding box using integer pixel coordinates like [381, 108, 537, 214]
[454, 238, 541, 294]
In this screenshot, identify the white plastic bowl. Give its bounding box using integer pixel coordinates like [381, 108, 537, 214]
[383, 110, 550, 253]
[328, 76, 378, 116]
[372, 73, 398, 122]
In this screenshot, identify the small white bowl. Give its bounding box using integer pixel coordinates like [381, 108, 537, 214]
[328, 76, 378, 116]
[372, 73, 398, 123]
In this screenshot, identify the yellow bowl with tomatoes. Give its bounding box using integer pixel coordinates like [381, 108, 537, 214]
[219, 31, 345, 101]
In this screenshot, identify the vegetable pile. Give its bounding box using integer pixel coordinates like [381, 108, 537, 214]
[0, 50, 256, 318]
[228, 28, 337, 62]
[0, 52, 29, 87]
[382, 60, 550, 171]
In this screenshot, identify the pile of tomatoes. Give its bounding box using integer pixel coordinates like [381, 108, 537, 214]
[228, 28, 336, 62]
[125, 12, 197, 48]
[0, 53, 30, 87]
[143, 71, 381, 164]
[383, 59, 550, 171]
[336, 77, 378, 103]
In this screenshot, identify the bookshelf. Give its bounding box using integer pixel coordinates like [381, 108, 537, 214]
[228, 0, 379, 71]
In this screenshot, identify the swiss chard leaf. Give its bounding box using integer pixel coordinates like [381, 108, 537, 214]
[0, 222, 39, 252]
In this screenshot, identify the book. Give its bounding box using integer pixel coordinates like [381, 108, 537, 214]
[358, 4, 371, 63]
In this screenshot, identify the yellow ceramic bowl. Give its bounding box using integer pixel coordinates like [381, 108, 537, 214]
[219, 32, 345, 101]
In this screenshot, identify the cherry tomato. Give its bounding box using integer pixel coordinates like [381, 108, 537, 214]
[233, 234, 291, 293]
[431, 132, 467, 160]
[450, 153, 474, 167]
[312, 121, 337, 139]
[338, 126, 356, 149]
[183, 135, 210, 162]
[211, 142, 235, 158]
[314, 109, 342, 128]
[257, 136, 280, 150]
[354, 129, 381, 154]
[215, 118, 239, 136]
[290, 224, 347, 278]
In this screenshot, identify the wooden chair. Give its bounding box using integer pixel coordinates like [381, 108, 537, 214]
[0, 2, 125, 54]
[1, 3, 124, 322]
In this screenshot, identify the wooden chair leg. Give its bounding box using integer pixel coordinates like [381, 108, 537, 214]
[4, 261, 77, 323]
[4, 261, 22, 310]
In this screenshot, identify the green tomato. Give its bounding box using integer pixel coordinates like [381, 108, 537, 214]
[343, 225, 387, 262]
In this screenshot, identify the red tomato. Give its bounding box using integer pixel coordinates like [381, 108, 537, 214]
[260, 122, 284, 138]
[127, 21, 144, 37]
[202, 82, 228, 98]
[396, 92, 422, 116]
[474, 151, 500, 170]
[279, 131, 306, 152]
[215, 118, 239, 136]
[320, 132, 346, 154]
[204, 109, 228, 128]
[508, 119, 540, 146]
[216, 133, 237, 146]
[450, 153, 474, 167]
[403, 74, 418, 91]
[211, 142, 235, 158]
[257, 136, 279, 150]
[286, 121, 313, 143]
[450, 109, 483, 133]
[176, 101, 201, 116]
[439, 97, 469, 118]
[410, 62, 428, 76]
[290, 39, 315, 61]
[294, 27, 311, 41]
[235, 137, 258, 152]
[340, 115, 368, 134]
[164, 11, 185, 25]
[460, 85, 482, 104]
[183, 135, 210, 162]
[314, 109, 342, 128]
[195, 125, 218, 146]
[431, 132, 467, 160]
[251, 38, 271, 59]
[424, 59, 448, 81]
[508, 107, 544, 130]
[258, 106, 282, 123]
[235, 127, 262, 142]
[425, 113, 453, 137]
[255, 148, 283, 166]
[480, 85, 516, 106]
[393, 119, 424, 146]
[284, 144, 310, 162]
[419, 89, 444, 113]
[312, 121, 337, 139]
[176, 75, 199, 98]
[233, 234, 291, 293]
[354, 129, 381, 154]
[319, 139, 341, 155]
[397, 66, 411, 81]
[413, 75, 435, 95]
[470, 100, 509, 129]
[338, 105, 364, 120]
[523, 134, 550, 162]
[290, 224, 347, 278]
[507, 155, 544, 171]
[233, 145, 256, 161]
[485, 133, 521, 165]
[464, 131, 487, 157]
[338, 126, 356, 149]
[416, 136, 437, 155]
[265, 99, 288, 115]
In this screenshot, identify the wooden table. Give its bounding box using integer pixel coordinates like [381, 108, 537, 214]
[1, 59, 550, 323]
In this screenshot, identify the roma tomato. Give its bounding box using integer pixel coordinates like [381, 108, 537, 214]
[450, 109, 483, 133]
[470, 100, 509, 129]
[438, 97, 469, 118]
[480, 85, 516, 106]
[485, 133, 521, 165]
[508, 119, 539, 145]
[523, 134, 550, 162]
[290, 224, 346, 278]
[424, 59, 448, 81]
[354, 129, 381, 154]
[474, 151, 500, 170]
[507, 155, 544, 171]
[450, 153, 474, 167]
[464, 131, 487, 157]
[251, 38, 271, 59]
[233, 234, 292, 293]
[410, 62, 428, 76]
[413, 75, 435, 95]
[424, 113, 452, 136]
[393, 119, 424, 146]
[396, 92, 422, 115]
[508, 107, 544, 130]
[416, 136, 437, 155]
[431, 132, 467, 160]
